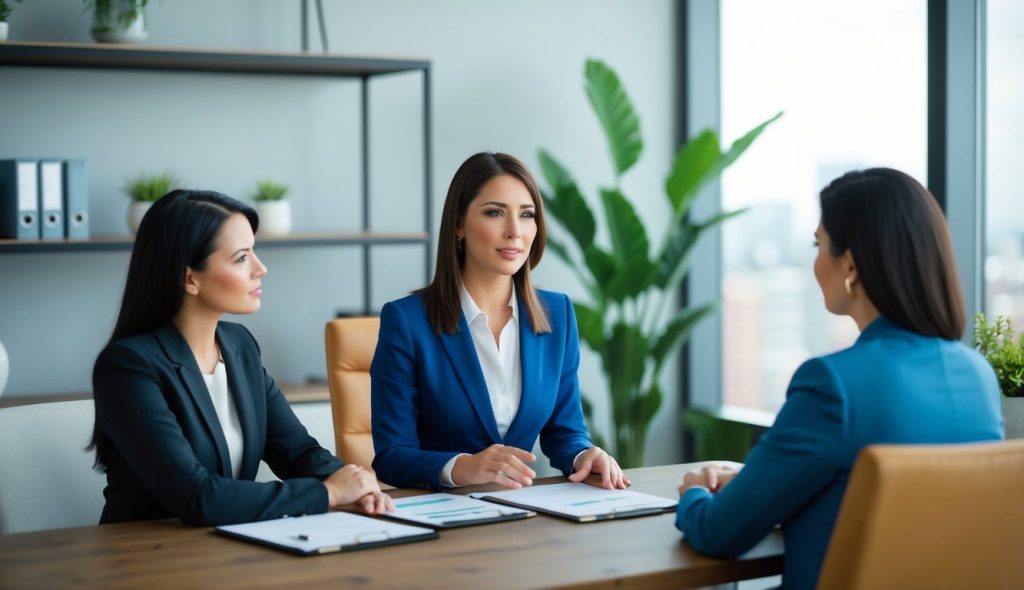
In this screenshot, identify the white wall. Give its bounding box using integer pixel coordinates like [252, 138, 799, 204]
[0, 0, 682, 465]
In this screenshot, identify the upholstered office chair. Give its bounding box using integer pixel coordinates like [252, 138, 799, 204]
[324, 317, 379, 470]
[0, 399, 107, 533]
[817, 439, 1024, 590]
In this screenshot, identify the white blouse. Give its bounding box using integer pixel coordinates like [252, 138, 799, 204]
[201, 361, 244, 479]
[440, 285, 522, 486]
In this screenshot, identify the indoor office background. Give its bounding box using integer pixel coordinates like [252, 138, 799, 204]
[0, 0, 1018, 467]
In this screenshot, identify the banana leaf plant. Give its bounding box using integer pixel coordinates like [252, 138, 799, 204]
[538, 59, 781, 467]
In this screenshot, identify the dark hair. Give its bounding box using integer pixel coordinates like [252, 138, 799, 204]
[90, 189, 258, 471]
[421, 152, 550, 334]
[819, 168, 964, 339]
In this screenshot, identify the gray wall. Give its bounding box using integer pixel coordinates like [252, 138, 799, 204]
[0, 0, 682, 465]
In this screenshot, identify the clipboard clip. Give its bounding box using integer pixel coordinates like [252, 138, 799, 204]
[610, 502, 664, 515]
[355, 530, 393, 544]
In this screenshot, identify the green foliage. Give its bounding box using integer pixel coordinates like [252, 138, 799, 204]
[972, 313, 1024, 397]
[539, 58, 781, 467]
[252, 179, 290, 202]
[85, 0, 147, 30]
[124, 171, 178, 202]
[683, 409, 762, 463]
[0, 0, 23, 22]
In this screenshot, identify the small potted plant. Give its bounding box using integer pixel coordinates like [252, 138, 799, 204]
[84, 0, 148, 44]
[0, 0, 23, 41]
[972, 313, 1024, 438]
[124, 171, 177, 234]
[252, 179, 292, 237]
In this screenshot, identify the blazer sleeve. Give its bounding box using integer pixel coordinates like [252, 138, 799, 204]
[675, 357, 847, 556]
[538, 294, 593, 475]
[93, 343, 331, 526]
[370, 301, 460, 489]
[237, 326, 343, 481]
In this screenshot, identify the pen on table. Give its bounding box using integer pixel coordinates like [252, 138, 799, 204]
[294, 534, 310, 542]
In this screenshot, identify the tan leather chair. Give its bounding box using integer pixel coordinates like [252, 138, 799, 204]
[324, 317, 379, 470]
[817, 439, 1024, 590]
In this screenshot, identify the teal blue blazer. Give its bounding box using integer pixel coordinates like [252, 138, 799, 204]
[676, 316, 1004, 590]
[370, 289, 593, 490]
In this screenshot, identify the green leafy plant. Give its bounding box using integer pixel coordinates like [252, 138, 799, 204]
[252, 179, 290, 202]
[972, 313, 1024, 397]
[0, 0, 23, 22]
[84, 0, 147, 31]
[124, 171, 178, 202]
[538, 58, 781, 467]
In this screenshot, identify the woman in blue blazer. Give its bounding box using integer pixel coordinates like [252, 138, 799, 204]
[91, 190, 393, 526]
[371, 152, 627, 491]
[675, 169, 1004, 590]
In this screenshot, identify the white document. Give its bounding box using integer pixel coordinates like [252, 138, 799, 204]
[215, 511, 437, 555]
[386, 493, 534, 528]
[470, 483, 677, 522]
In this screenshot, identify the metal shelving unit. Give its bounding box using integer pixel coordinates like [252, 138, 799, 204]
[0, 41, 434, 314]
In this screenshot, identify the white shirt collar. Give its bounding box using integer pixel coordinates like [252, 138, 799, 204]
[459, 283, 518, 324]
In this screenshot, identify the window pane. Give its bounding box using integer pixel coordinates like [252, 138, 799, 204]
[985, 0, 1024, 328]
[720, 0, 927, 414]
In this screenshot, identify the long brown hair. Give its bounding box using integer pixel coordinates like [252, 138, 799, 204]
[421, 152, 550, 334]
[819, 168, 965, 339]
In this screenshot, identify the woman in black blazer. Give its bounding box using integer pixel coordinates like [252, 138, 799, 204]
[90, 190, 393, 526]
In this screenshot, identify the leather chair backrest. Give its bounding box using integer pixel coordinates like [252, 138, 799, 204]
[818, 439, 1024, 590]
[324, 317, 379, 469]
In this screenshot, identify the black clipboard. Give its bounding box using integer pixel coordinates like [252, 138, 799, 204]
[214, 512, 439, 556]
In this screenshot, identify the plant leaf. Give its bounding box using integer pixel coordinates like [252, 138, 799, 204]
[538, 149, 573, 191]
[651, 303, 718, 371]
[715, 111, 784, 173]
[573, 302, 606, 354]
[665, 130, 720, 216]
[606, 259, 659, 302]
[599, 188, 649, 265]
[548, 182, 596, 251]
[584, 59, 643, 177]
[638, 382, 662, 432]
[583, 244, 617, 287]
[544, 234, 574, 267]
[655, 208, 746, 290]
[603, 322, 649, 429]
[580, 395, 609, 450]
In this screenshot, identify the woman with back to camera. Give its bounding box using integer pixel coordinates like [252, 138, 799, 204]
[370, 152, 628, 491]
[91, 189, 393, 526]
[674, 168, 1004, 590]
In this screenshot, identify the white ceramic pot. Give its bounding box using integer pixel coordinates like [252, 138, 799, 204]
[127, 201, 152, 235]
[0, 340, 9, 398]
[91, 6, 147, 44]
[0, 22, 9, 42]
[257, 200, 292, 237]
[1003, 396, 1024, 439]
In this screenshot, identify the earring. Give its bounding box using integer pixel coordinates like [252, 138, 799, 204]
[844, 277, 853, 296]
[457, 237, 464, 254]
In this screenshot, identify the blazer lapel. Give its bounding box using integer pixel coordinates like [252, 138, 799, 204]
[438, 314, 502, 442]
[216, 324, 260, 479]
[154, 324, 232, 477]
[505, 296, 542, 443]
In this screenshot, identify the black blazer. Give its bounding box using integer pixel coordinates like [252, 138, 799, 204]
[93, 322, 343, 526]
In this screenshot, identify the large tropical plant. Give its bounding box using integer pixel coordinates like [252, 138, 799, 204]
[538, 59, 780, 467]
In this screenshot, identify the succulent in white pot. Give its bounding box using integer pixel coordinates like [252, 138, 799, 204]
[124, 171, 178, 234]
[252, 179, 292, 237]
[0, 0, 24, 42]
[84, 0, 148, 44]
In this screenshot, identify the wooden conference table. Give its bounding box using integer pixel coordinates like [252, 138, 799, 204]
[0, 464, 783, 589]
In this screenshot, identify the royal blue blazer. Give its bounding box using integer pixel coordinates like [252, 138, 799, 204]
[370, 289, 593, 490]
[93, 322, 343, 526]
[676, 316, 1004, 590]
